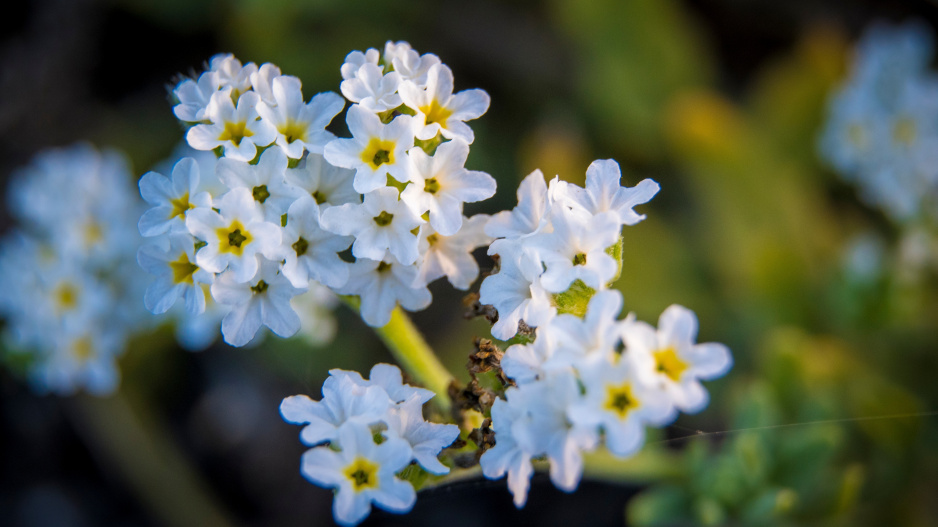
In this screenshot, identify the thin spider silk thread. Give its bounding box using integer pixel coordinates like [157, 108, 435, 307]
[656, 410, 938, 446]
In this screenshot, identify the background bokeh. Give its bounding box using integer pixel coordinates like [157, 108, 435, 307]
[2, 0, 938, 525]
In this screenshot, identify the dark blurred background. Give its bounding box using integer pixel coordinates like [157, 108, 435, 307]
[3, 0, 938, 526]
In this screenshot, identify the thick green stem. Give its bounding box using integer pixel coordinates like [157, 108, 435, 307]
[342, 297, 454, 410]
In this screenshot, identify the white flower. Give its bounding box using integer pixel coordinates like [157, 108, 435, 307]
[386, 394, 459, 475]
[502, 291, 625, 383]
[340, 48, 381, 81]
[401, 139, 496, 235]
[280, 195, 353, 288]
[331, 363, 435, 404]
[138, 234, 213, 315]
[216, 147, 302, 222]
[300, 422, 416, 526]
[485, 169, 551, 239]
[256, 76, 345, 158]
[480, 371, 595, 507]
[186, 89, 276, 162]
[384, 41, 441, 86]
[285, 153, 360, 209]
[415, 214, 492, 289]
[249, 63, 283, 106]
[186, 187, 283, 283]
[479, 396, 535, 507]
[211, 257, 305, 346]
[562, 159, 660, 226]
[569, 353, 673, 458]
[172, 73, 217, 122]
[208, 53, 257, 99]
[398, 63, 490, 143]
[337, 256, 432, 327]
[32, 329, 124, 396]
[623, 305, 732, 414]
[324, 107, 414, 194]
[138, 157, 213, 237]
[527, 207, 620, 293]
[480, 242, 555, 340]
[320, 186, 423, 265]
[340, 63, 403, 113]
[280, 372, 393, 446]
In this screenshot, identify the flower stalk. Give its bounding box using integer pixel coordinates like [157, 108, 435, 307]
[342, 296, 454, 410]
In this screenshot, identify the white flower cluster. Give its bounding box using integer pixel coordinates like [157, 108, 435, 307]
[480, 159, 660, 339]
[479, 290, 732, 507]
[819, 20, 938, 223]
[280, 364, 458, 526]
[0, 144, 149, 395]
[473, 158, 731, 506]
[141, 43, 494, 346]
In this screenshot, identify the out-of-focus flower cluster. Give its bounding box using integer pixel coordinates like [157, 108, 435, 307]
[0, 144, 149, 395]
[143, 42, 495, 347]
[820, 20, 938, 224]
[280, 364, 458, 526]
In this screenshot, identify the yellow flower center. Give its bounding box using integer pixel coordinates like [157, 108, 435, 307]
[893, 117, 917, 145]
[344, 457, 380, 492]
[216, 220, 253, 255]
[361, 138, 396, 169]
[170, 253, 199, 285]
[54, 283, 78, 312]
[420, 99, 453, 127]
[279, 120, 308, 144]
[604, 382, 640, 419]
[169, 192, 193, 220]
[653, 347, 689, 382]
[218, 121, 254, 146]
[84, 221, 104, 248]
[72, 336, 95, 362]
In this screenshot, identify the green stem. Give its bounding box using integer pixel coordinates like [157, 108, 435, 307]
[342, 297, 454, 411]
[65, 391, 237, 527]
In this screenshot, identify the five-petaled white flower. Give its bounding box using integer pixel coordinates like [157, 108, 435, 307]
[321, 186, 423, 265]
[211, 257, 305, 346]
[300, 422, 416, 526]
[256, 76, 345, 159]
[185, 187, 282, 283]
[623, 304, 733, 414]
[138, 157, 213, 237]
[398, 63, 490, 143]
[187, 89, 276, 162]
[324, 107, 415, 193]
[401, 139, 496, 236]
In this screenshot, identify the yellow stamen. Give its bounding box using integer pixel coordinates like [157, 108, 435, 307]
[653, 347, 689, 382]
[344, 457, 380, 492]
[420, 99, 453, 127]
[279, 120, 308, 144]
[72, 336, 95, 362]
[170, 253, 199, 284]
[604, 382, 640, 419]
[216, 220, 253, 255]
[169, 192, 193, 220]
[361, 138, 396, 170]
[218, 121, 254, 146]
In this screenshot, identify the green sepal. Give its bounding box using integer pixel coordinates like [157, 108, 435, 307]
[552, 279, 597, 317]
